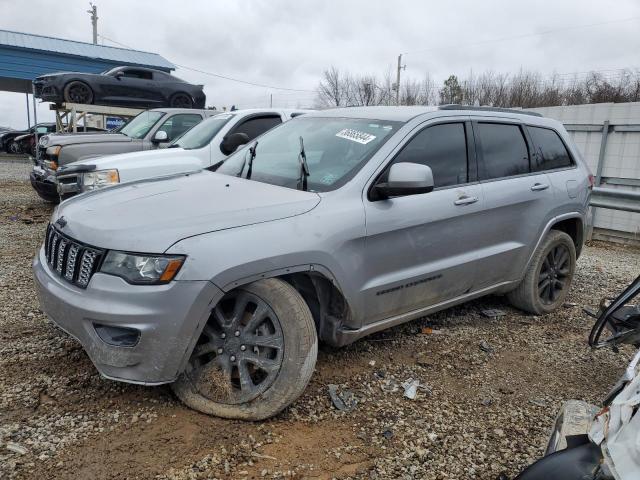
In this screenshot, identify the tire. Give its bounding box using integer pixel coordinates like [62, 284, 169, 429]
[172, 278, 318, 420]
[170, 93, 193, 108]
[35, 190, 60, 204]
[507, 230, 576, 315]
[63, 81, 94, 104]
[8, 141, 21, 154]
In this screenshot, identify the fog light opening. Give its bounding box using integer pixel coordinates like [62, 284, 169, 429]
[94, 323, 140, 347]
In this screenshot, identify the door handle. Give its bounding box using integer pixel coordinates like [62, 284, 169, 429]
[531, 183, 549, 191]
[454, 195, 479, 206]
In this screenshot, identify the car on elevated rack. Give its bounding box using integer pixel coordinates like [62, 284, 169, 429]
[34, 105, 592, 420]
[55, 108, 311, 201]
[33, 66, 206, 109]
[31, 108, 215, 202]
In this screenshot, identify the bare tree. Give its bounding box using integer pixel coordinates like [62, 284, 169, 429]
[317, 67, 346, 107]
[316, 65, 640, 109]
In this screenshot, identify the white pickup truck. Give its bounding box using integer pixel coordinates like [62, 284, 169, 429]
[55, 108, 310, 200]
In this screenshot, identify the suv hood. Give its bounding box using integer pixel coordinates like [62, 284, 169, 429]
[44, 133, 132, 146]
[53, 171, 321, 252]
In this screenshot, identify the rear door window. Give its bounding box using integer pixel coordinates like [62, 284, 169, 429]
[389, 122, 468, 188]
[476, 123, 530, 180]
[528, 126, 574, 171]
[230, 115, 282, 141]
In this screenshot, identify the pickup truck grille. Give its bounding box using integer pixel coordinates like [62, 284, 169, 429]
[44, 224, 104, 288]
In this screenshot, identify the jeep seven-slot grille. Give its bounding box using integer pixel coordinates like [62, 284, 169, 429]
[44, 224, 104, 288]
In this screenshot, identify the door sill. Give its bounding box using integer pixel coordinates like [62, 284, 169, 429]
[333, 280, 517, 346]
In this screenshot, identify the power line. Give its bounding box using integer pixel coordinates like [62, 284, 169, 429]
[97, 34, 316, 93]
[403, 16, 640, 56]
[173, 63, 316, 93]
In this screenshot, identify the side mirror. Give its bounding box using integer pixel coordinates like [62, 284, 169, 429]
[220, 132, 250, 155]
[115, 71, 124, 80]
[373, 162, 434, 199]
[152, 130, 169, 143]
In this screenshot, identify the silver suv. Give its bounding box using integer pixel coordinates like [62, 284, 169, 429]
[33, 106, 591, 420]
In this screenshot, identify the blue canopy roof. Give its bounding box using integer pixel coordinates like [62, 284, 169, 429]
[0, 29, 175, 93]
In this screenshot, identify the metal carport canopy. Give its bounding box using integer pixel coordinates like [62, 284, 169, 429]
[0, 29, 175, 94]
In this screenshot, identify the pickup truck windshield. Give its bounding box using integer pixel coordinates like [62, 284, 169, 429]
[170, 113, 234, 150]
[216, 117, 401, 192]
[118, 111, 164, 139]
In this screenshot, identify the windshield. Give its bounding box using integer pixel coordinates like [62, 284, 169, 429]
[170, 113, 234, 150]
[102, 67, 124, 76]
[216, 117, 401, 192]
[118, 111, 164, 139]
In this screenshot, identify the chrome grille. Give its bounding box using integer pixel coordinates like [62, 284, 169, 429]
[44, 224, 104, 289]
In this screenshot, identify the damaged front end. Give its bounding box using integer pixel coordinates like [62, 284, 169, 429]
[515, 275, 640, 480]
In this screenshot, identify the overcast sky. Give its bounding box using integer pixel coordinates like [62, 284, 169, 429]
[1, 0, 639, 129]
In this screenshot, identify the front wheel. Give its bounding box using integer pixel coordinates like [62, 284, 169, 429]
[172, 278, 318, 420]
[63, 81, 94, 104]
[507, 230, 577, 315]
[9, 141, 21, 154]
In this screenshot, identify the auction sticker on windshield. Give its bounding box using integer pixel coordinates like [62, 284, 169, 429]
[335, 128, 376, 145]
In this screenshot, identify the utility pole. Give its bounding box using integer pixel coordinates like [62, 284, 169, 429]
[395, 54, 406, 106]
[88, 3, 98, 44]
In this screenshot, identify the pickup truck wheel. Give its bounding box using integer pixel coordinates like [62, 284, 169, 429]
[507, 230, 576, 315]
[172, 278, 318, 420]
[63, 81, 94, 104]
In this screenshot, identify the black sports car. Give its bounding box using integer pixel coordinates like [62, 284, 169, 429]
[33, 66, 206, 109]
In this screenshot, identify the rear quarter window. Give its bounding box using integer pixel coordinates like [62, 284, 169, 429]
[528, 126, 574, 171]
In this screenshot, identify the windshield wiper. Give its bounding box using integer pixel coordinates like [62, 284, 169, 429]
[236, 141, 258, 178]
[297, 136, 310, 191]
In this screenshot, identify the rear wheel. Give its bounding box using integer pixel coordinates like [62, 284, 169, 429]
[63, 81, 94, 104]
[172, 278, 317, 420]
[170, 93, 193, 108]
[507, 230, 576, 315]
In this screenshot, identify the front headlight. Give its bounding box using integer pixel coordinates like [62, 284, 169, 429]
[100, 251, 185, 285]
[39, 135, 50, 147]
[82, 169, 119, 190]
[46, 145, 62, 157]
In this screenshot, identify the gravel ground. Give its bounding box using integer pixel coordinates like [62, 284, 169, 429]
[1, 155, 639, 480]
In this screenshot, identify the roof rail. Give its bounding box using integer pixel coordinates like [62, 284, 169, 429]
[438, 104, 543, 117]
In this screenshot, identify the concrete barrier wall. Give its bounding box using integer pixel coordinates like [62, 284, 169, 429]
[527, 102, 640, 243]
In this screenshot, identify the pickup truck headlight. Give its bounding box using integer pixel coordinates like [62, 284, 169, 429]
[39, 136, 50, 147]
[82, 169, 120, 190]
[100, 251, 185, 284]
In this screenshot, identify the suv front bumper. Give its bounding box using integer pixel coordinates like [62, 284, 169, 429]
[33, 247, 222, 385]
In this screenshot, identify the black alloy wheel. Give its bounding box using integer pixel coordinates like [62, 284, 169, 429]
[538, 244, 571, 305]
[186, 290, 285, 405]
[170, 93, 193, 108]
[64, 81, 94, 104]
